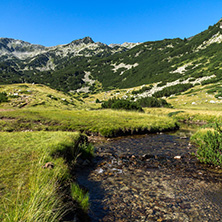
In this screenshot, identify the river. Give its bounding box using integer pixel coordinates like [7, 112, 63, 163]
[75, 128, 222, 221]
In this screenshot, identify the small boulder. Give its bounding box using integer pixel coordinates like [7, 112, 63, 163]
[95, 168, 104, 174]
[42, 162, 54, 169]
[174, 156, 181, 160]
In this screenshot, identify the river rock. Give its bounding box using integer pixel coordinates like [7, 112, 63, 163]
[75, 133, 222, 221]
[174, 156, 181, 160]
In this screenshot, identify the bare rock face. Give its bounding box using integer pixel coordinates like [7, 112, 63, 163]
[71, 36, 94, 45]
[0, 38, 46, 59]
[0, 36, 134, 61]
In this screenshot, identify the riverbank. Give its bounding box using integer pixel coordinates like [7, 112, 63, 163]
[0, 108, 178, 137]
[0, 131, 92, 222]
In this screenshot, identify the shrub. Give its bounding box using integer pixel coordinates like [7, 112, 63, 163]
[136, 96, 171, 108]
[131, 85, 153, 94]
[157, 81, 167, 87]
[95, 98, 100, 103]
[201, 77, 222, 86]
[47, 94, 58, 100]
[191, 124, 222, 166]
[82, 94, 89, 98]
[19, 90, 32, 94]
[101, 97, 143, 112]
[0, 92, 8, 103]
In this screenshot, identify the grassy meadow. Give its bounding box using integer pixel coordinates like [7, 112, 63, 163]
[0, 84, 178, 136]
[0, 82, 222, 220]
[0, 109, 178, 137]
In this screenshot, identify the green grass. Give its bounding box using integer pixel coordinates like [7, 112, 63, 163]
[165, 83, 222, 110]
[2, 82, 222, 221]
[0, 131, 87, 221]
[0, 109, 178, 137]
[70, 183, 89, 212]
[0, 83, 82, 110]
[144, 107, 222, 125]
[171, 109, 222, 124]
[191, 126, 222, 166]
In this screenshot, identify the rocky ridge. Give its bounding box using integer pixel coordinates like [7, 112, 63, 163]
[0, 36, 139, 61]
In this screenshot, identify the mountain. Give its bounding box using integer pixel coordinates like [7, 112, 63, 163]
[1, 19, 222, 93]
[90, 19, 222, 90]
[0, 36, 140, 92]
[0, 36, 136, 60]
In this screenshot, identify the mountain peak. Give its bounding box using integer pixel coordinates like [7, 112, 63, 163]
[71, 37, 94, 45]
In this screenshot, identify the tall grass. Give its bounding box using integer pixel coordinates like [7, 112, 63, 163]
[2, 161, 65, 222]
[145, 108, 222, 124]
[70, 183, 89, 212]
[0, 131, 87, 221]
[191, 125, 222, 166]
[0, 109, 178, 137]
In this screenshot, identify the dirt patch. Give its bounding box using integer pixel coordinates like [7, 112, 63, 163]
[0, 109, 15, 112]
[0, 117, 17, 122]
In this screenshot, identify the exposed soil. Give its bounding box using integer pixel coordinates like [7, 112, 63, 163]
[0, 109, 15, 112]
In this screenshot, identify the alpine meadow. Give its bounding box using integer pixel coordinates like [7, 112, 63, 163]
[1, 18, 222, 221]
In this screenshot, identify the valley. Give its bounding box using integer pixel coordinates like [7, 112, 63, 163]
[1, 19, 222, 221]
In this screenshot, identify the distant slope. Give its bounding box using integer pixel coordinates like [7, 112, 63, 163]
[0, 37, 138, 92]
[1, 19, 222, 93]
[90, 19, 222, 90]
[0, 83, 82, 109]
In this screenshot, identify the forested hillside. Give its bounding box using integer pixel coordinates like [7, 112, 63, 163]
[1, 19, 222, 93]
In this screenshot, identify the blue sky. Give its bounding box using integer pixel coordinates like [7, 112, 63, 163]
[1, 0, 222, 46]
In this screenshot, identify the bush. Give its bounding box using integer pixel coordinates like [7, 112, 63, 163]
[0, 92, 8, 103]
[101, 97, 143, 112]
[201, 77, 222, 86]
[82, 94, 89, 98]
[191, 124, 222, 166]
[47, 94, 58, 100]
[132, 85, 153, 94]
[137, 97, 171, 108]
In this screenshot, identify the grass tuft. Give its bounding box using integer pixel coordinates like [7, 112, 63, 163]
[70, 183, 89, 212]
[191, 124, 222, 166]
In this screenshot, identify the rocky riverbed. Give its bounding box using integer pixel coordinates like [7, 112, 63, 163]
[75, 132, 222, 221]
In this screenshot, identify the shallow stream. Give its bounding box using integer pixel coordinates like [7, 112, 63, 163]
[75, 128, 222, 221]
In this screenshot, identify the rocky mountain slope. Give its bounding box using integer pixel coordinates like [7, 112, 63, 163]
[0, 36, 138, 61]
[1, 19, 222, 93]
[0, 36, 140, 92]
